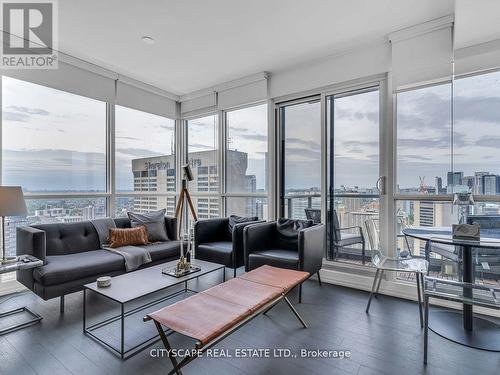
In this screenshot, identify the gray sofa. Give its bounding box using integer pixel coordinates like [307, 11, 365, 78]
[16, 216, 184, 312]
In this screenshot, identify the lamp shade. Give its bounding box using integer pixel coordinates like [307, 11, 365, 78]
[0, 186, 28, 216]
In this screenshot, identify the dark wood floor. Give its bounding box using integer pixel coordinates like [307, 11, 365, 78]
[0, 270, 499, 375]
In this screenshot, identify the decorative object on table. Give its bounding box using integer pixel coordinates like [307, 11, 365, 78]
[0, 186, 28, 264]
[453, 192, 474, 224]
[174, 163, 198, 238]
[96, 276, 112, 288]
[0, 255, 43, 335]
[452, 223, 480, 240]
[162, 263, 201, 278]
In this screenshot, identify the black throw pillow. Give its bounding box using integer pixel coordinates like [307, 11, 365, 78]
[227, 215, 258, 238]
[276, 218, 314, 250]
[127, 209, 168, 242]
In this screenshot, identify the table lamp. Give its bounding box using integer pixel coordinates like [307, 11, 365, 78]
[0, 186, 28, 263]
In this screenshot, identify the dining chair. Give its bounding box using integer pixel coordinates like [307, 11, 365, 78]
[366, 250, 429, 327]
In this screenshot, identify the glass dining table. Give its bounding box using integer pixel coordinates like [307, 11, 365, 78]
[403, 226, 500, 352]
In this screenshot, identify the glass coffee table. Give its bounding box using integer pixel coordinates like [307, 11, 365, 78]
[83, 259, 225, 359]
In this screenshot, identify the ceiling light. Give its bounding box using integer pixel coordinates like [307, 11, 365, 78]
[141, 36, 155, 45]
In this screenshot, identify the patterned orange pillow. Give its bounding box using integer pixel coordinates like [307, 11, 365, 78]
[108, 226, 148, 248]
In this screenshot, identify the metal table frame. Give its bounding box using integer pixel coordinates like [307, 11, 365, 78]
[403, 227, 500, 351]
[0, 256, 43, 335]
[83, 265, 225, 359]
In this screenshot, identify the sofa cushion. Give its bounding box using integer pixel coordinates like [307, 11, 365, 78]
[136, 241, 181, 262]
[248, 249, 299, 271]
[33, 250, 124, 286]
[196, 241, 233, 267]
[128, 209, 169, 242]
[108, 226, 148, 248]
[227, 215, 258, 238]
[32, 222, 101, 256]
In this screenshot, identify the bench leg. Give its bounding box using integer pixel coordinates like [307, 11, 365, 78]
[60, 295, 65, 314]
[154, 321, 183, 375]
[284, 296, 307, 328]
[298, 284, 302, 304]
[317, 271, 322, 286]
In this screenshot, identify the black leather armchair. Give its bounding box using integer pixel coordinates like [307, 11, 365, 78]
[243, 220, 325, 302]
[194, 217, 263, 277]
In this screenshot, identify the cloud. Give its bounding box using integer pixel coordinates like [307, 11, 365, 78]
[2, 112, 29, 122]
[7, 106, 49, 116]
[475, 136, 500, 148]
[116, 136, 141, 141]
[286, 137, 321, 150]
[188, 143, 214, 151]
[116, 148, 167, 158]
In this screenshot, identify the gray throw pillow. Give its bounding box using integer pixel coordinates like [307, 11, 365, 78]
[127, 209, 168, 242]
[227, 215, 258, 238]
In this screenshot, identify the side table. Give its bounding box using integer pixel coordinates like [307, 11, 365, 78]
[0, 255, 43, 335]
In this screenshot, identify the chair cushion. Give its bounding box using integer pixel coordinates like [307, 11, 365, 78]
[337, 233, 363, 247]
[196, 241, 233, 267]
[33, 250, 124, 286]
[227, 215, 258, 237]
[248, 249, 299, 271]
[203, 277, 282, 312]
[275, 218, 313, 250]
[137, 241, 181, 262]
[128, 209, 169, 242]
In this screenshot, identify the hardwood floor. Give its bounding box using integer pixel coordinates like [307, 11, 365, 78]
[0, 270, 499, 375]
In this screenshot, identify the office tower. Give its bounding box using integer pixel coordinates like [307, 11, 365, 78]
[462, 176, 474, 191]
[482, 174, 499, 195]
[474, 171, 489, 194]
[434, 176, 442, 194]
[132, 150, 249, 218]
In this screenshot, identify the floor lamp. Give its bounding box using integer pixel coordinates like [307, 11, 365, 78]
[174, 164, 198, 239]
[0, 186, 28, 263]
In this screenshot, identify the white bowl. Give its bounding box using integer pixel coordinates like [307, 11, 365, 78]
[97, 276, 112, 288]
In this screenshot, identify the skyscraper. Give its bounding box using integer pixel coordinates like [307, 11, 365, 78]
[482, 174, 499, 195]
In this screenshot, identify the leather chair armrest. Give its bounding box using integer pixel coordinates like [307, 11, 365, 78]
[164, 216, 178, 240]
[243, 221, 276, 271]
[298, 224, 325, 274]
[16, 226, 46, 262]
[231, 220, 265, 269]
[194, 218, 230, 246]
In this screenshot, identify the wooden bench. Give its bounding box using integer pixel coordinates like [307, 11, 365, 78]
[144, 265, 309, 374]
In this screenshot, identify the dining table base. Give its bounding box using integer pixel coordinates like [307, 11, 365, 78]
[429, 308, 500, 352]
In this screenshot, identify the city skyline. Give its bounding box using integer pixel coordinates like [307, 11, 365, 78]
[3, 72, 500, 193]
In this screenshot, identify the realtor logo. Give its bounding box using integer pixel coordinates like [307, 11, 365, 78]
[1, 0, 58, 69]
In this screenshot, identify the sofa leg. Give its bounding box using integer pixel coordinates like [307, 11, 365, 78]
[60, 295, 65, 314]
[298, 284, 302, 304]
[317, 271, 322, 286]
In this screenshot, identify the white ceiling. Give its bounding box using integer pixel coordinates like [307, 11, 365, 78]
[57, 0, 459, 95]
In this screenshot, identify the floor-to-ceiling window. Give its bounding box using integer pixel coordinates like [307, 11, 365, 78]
[327, 87, 380, 264]
[224, 103, 268, 219]
[279, 98, 321, 220]
[1, 76, 107, 258]
[187, 114, 219, 220]
[115, 105, 176, 217]
[395, 70, 500, 284]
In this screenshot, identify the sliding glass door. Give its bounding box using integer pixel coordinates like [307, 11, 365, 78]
[326, 87, 380, 264]
[278, 98, 321, 220]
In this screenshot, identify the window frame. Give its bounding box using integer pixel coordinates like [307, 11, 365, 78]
[222, 102, 270, 218]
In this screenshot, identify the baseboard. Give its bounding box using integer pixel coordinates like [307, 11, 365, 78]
[317, 265, 500, 318]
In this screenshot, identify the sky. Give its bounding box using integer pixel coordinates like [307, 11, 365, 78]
[2, 70, 500, 193]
